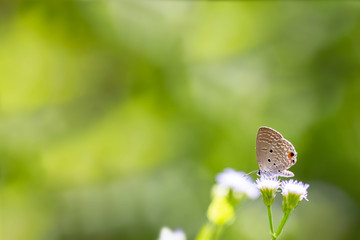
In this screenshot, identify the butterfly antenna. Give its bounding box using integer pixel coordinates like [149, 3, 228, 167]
[247, 170, 259, 176]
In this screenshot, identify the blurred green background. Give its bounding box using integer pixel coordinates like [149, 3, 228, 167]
[1, 1, 360, 240]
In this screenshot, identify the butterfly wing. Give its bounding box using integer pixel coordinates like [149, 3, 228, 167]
[256, 127, 297, 176]
[256, 127, 283, 172]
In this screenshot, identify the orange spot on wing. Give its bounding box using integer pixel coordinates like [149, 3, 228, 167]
[288, 152, 295, 165]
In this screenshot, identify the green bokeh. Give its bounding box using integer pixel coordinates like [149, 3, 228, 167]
[1, 1, 360, 240]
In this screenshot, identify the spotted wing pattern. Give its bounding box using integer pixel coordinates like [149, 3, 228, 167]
[256, 127, 297, 177]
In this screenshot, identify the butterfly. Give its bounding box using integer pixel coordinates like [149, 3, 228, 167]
[256, 126, 297, 178]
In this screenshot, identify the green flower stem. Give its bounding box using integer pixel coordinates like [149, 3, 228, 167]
[213, 224, 224, 240]
[267, 205, 275, 238]
[195, 222, 213, 240]
[274, 210, 292, 239]
[195, 222, 225, 240]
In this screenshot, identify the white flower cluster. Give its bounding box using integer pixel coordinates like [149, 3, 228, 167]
[255, 177, 281, 206]
[216, 168, 260, 199]
[158, 227, 186, 240]
[281, 179, 309, 201]
[256, 177, 281, 191]
[256, 177, 309, 201]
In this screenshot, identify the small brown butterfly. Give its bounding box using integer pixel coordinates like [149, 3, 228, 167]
[256, 126, 297, 178]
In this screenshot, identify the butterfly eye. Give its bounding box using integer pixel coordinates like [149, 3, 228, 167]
[288, 152, 295, 158]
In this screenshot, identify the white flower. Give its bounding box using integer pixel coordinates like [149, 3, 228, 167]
[158, 227, 186, 240]
[256, 177, 280, 206]
[216, 168, 260, 199]
[256, 177, 280, 191]
[281, 179, 309, 201]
